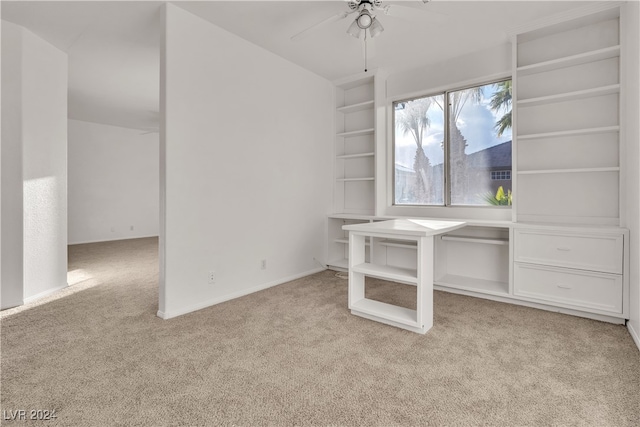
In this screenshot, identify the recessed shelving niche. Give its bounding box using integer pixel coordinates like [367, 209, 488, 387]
[334, 75, 375, 215]
[514, 7, 622, 226]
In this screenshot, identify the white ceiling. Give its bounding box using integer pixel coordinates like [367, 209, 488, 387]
[1, 1, 595, 131]
[2, 1, 162, 131]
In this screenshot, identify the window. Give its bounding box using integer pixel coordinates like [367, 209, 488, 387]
[393, 79, 512, 207]
[491, 170, 511, 180]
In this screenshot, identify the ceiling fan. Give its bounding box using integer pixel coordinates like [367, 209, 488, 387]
[290, 0, 444, 72]
[290, 0, 442, 42]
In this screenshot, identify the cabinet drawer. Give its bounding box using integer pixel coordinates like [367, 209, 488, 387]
[514, 230, 623, 274]
[514, 263, 622, 313]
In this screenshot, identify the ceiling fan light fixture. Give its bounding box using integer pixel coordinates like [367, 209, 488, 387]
[356, 9, 373, 29]
[369, 17, 384, 38]
[346, 19, 361, 38]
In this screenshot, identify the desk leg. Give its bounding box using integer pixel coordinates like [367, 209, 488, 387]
[348, 233, 365, 309]
[416, 235, 434, 333]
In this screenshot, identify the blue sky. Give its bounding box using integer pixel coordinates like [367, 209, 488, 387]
[395, 83, 512, 168]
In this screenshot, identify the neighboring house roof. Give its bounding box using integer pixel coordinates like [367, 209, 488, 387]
[466, 141, 512, 170]
[395, 141, 512, 174]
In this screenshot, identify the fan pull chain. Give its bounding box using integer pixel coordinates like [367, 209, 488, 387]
[364, 30, 368, 72]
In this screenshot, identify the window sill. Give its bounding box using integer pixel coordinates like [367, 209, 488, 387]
[384, 205, 513, 223]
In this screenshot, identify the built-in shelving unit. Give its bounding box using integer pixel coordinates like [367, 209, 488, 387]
[514, 7, 622, 225]
[334, 74, 375, 215]
[326, 3, 630, 328]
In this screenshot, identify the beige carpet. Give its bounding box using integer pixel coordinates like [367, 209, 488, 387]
[1, 237, 638, 426]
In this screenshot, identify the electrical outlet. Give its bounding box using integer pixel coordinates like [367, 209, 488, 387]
[208, 271, 216, 284]
[260, 259, 267, 270]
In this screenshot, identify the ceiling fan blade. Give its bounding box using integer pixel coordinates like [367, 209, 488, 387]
[381, 4, 446, 24]
[291, 11, 352, 41]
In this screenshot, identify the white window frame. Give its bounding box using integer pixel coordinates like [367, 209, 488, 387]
[389, 77, 513, 212]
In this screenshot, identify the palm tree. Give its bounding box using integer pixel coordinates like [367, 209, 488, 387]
[489, 80, 512, 137]
[395, 97, 433, 203]
[434, 88, 482, 203]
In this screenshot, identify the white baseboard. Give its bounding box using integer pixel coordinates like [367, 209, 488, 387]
[628, 321, 640, 353]
[69, 234, 159, 245]
[23, 283, 69, 304]
[434, 285, 627, 325]
[157, 267, 326, 320]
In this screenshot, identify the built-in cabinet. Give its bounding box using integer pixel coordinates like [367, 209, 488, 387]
[514, 226, 628, 319]
[328, 4, 630, 326]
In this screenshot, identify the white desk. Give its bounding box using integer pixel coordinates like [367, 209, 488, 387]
[342, 219, 466, 334]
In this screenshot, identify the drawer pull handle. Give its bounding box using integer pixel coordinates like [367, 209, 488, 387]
[556, 247, 571, 252]
[557, 284, 572, 290]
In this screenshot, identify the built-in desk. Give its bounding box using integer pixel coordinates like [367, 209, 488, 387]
[343, 219, 466, 334]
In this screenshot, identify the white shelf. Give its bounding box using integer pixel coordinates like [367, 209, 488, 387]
[336, 152, 375, 160]
[327, 259, 349, 270]
[342, 209, 376, 216]
[337, 177, 375, 182]
[518, 167, 620, 175]
[328, 213, 379, 220]
[336, 128, 375, 138]
[335, 237, 370, 246]
[517, 45, 620, 76]
[435, 274, 509, 296]
[352, 263, 418, 284]
[337, 100, 374, 114]
[378, 239, 418, 250]
[350, 299, 417, 327]
[517, 84, 620, 107]
[440, 235, 509, 246]
[517, 125, 619, 141]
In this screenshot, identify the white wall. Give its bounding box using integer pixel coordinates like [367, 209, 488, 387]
[1, 20, 68, 306]
[68, 119, 159, 244]
[624, 1, 640, 351]
[22, 23, 68, 301]
[1, 17, 3, 310]
[386, 43, 512, 101]
[159, 4, 334, 318]
[1, 21, 24, 309]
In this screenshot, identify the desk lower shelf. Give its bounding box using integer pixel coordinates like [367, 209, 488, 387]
[351, 263, 417, 285]
[351, 299, 417, 326]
